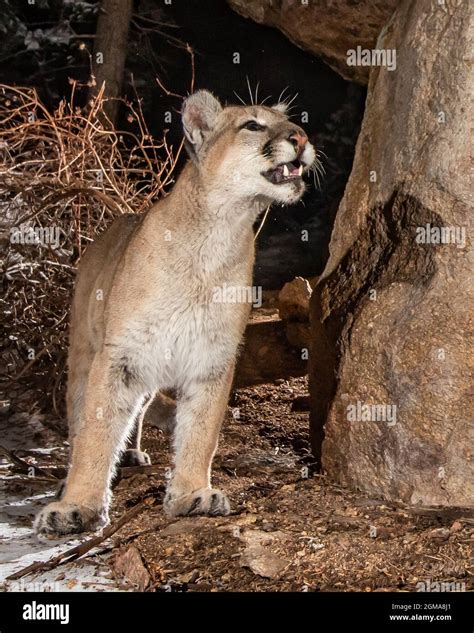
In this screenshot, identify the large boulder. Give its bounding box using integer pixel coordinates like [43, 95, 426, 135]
[309, 0, 473, 507]
[227, 0, 398, 84]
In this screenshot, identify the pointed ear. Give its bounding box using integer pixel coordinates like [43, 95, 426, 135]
[182, 90, 222, 160]
[272, 102, 288, 114]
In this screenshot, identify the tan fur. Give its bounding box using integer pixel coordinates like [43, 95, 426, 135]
[34, 91, 315, 536]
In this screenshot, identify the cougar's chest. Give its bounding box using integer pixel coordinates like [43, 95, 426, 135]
[124, 288, 248, 390]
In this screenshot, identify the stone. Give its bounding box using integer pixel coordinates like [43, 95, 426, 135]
[308, 0, 473, 507]
[278, 276, 312, 320]
[285, 321, 311, 348]
[228, 0, 398, 84]
[234, 318, 307, 386]
[239, 529, 290, 579]
[114, 546, 150, 591]
[240, 546, 289, 579]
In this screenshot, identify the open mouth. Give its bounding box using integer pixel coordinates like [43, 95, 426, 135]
[262, 159, 304, 185]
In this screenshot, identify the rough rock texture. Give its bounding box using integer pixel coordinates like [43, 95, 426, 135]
[239, 530, 290, 579]
[309, 0, 473, 507]
[227, 0, 398, 84]
[278, 276, 312, 320]
[113, 546, 150, 591]
[234, 315, 307, 387]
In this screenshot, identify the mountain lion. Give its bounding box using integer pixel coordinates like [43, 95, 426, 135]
[34, 90, 315, 536]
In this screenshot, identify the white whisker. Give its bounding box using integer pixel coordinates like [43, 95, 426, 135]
[316, 160, 326, 176]
[286, 92, 299, 108]
[233, 90, 246, 105]
[313, 166, 323, 184]
[311, 168, 320, 190]
[311, 155, 326, 175]
[254, 205, 271, 240]
[278, 86, 290, 104]
[246, 76, 254, 105]
[308, 152, 326, 190]
[309, 163, 323, 189]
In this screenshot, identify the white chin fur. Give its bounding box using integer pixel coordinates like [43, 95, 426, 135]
[267, 180, 305, 205]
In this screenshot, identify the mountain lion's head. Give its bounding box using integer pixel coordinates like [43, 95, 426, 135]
[182, 90, 316, 206]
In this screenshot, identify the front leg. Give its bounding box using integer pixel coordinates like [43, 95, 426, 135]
[164, 365, 234, 517]
[34, 351, 144, 536]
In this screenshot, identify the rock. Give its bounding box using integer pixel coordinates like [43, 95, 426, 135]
[114, 546, 150, 591]
[278, 277, 312, 348]
[234, 318, 307, 387]
[285, 321, 311, 348]
[239, 530, 290, 579]
[241, 546, 289, 579]
[426, 528, 451, 542]
[309, 1, 473, 507]
[227, 0, 398, 84]
[161, 518, 205, 537]
[278, 276, 312, 320]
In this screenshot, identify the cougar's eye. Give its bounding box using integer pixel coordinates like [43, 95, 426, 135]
[241, 120, 266, 132]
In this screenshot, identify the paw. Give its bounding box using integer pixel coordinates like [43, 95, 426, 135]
[120, 449, 151, 467]
[34, 501, 107, 537]
[164, 487, 231, 518]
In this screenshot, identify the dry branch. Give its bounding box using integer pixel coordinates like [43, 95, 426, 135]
[0, 444, 59, 481]
[6, 497, 155, 581]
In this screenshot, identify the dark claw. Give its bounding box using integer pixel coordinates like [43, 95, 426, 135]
[209, 493, 220, 515]
[188, 496, 202, 515]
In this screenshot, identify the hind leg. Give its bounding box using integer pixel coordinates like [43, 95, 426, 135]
[121, 390, 177, 466]
[121, 395, 152, 467]
[144, 390, 176, 434]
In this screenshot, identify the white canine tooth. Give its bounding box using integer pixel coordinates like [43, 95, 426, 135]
[283, 164, 289, 177]
[298, 165, 303, 176]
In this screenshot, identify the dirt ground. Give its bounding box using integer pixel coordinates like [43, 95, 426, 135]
[1, 377, 473, 592]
